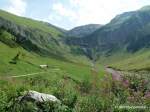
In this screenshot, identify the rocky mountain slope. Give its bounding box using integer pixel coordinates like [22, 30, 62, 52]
[66, 6, 150, 59]
[67, 24, 102, 38]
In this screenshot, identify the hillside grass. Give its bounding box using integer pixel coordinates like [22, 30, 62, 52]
[0, 41, 100, 80]
[0, 40, 109, 111]
[1, 38, 150, 111]
[109, 49, 150, 71]
[0, 10, 63, 38]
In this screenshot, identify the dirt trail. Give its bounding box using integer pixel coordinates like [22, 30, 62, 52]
[2, 68, 61, 78]
[10, 72, 47, 78]
[105, 67, 123, 81]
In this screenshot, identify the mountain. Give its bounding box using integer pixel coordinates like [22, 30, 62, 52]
[2, 6, 150, 62]
[66, 6, 150, 59]
[43, 22, 67, 33]
[67, 24, 102, 38]
[0, 9, 70, 60]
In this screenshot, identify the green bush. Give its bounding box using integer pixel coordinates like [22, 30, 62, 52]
[75, 96, 103, 112]
[79, 80, 92, 94]
[53, 87, 77, 109]
[0, 90, 8, 112]
[37, 102, 71, 112]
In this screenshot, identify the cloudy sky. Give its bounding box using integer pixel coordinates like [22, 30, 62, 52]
[0, 0, 150, 29]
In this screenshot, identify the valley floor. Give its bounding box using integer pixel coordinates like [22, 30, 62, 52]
[1, 41, 150, 111]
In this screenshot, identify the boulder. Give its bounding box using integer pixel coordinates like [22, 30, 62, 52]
[20, 90, 60, 103]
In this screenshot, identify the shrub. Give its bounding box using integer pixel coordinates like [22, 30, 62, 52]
[37, 102, 71, 112]
[9, 52, 21, 64]
[53, 87, 77, 109]
[79, 80, 92, 94]
[75, 95, 104, 112]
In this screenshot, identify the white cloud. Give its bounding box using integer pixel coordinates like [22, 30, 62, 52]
[5, 0, 27, 16]
[52, 3, 77, 22]
[49, 0, 150, 29]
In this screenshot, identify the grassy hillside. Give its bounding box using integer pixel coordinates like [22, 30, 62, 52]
[94, 47, 150, 72]
[0, 10, 94, 63]
[1, 38, 150, 111]
[109, 49, 150, 71]
[0, 10, 72, 61]
[0, 9, 63, 38]
[0, 35, 107, 111]
[0, 41, 96, 79]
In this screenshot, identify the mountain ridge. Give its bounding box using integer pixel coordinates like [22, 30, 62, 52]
[0, 9, 72, 62]
[67, 24, 102, 38]
[66, 6, 150, 60]
[1, 6, 150, 61]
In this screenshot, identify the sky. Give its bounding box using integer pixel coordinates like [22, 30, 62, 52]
[0, 0, 150, 30]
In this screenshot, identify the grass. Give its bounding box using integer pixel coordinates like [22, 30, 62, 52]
[1, 39, 150, 111]
[109, 49, 150, 71]
[1, 8, 150, 111]
[0, 10, 87, 62]
[0, 10, 63, 38]
[0, 40, 109, 111]
[0, 41, 96, 80]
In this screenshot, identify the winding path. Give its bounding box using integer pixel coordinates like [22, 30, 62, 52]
[10, 72, 47, 78]
[105, 67, 123, 81]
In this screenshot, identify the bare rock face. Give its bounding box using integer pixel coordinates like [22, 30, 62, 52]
[20, 90, 60, 103]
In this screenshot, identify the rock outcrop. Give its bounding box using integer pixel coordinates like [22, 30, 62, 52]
[19, 90, 60, 103]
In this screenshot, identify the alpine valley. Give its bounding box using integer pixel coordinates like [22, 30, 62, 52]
[1, 6, 150, 112]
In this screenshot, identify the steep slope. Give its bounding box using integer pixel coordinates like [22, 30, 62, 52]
[0, 9, 69, 59]
[66, 6, 150, 59]
[67, 24, 102, 38]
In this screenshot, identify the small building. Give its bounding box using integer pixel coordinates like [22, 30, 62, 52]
[39, 65, 48, 69]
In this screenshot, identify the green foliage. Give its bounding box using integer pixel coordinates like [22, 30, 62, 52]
[1, 6, 150, 112]
[111, 50, 150, 71]
[0, 37, 97, 112]
[0, 91, 8, 112]
[0, 29, 17, 47]
[70, 46, 85, 55]
[75, 96, 104, 112]
[79, 80, 92, 94]
[8, 101, 70, 112]
[38, 102, 70, 112]
[9, 52, 21, 64]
